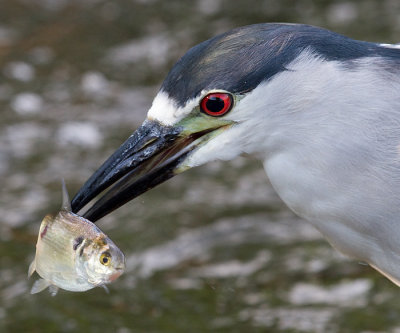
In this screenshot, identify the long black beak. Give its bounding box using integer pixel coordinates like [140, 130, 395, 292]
[70, 119, 213, 222]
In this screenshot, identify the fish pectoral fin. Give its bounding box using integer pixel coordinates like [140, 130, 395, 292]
[28, 260, 36, 278]
[102, 285, 109, 294]
[48, 285, 59, 296]
[30, 278, 51, 294]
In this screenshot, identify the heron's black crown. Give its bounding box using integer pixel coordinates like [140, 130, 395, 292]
[161, 23, 400, 107]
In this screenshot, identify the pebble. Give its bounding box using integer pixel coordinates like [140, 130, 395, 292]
[196, 0, 222, 15]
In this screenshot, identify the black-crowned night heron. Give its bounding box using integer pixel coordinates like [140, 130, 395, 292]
[71, 23, 400, 285]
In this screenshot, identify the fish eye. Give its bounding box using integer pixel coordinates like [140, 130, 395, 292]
[100, 252, 112, 266]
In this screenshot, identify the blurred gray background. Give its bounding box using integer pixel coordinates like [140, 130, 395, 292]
[1, 0, 400, 332]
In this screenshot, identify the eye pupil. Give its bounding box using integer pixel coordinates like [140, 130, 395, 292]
[200, 92, 233, 116]
[100, 252, 111, 266]
[206, 97, 225, 113]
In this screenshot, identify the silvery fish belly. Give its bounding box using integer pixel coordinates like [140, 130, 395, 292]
[28, 183, 125, 296]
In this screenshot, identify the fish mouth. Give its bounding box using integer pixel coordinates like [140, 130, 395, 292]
[109, 269, 124, 282]
[71, 118, 233, 222]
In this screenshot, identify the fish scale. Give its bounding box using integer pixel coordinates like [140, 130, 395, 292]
[35, 214, 76, 277]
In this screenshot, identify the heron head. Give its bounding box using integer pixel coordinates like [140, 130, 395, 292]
[71, 23, 380, 221]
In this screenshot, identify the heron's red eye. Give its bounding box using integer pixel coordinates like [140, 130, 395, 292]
[200, 93, 233, 117]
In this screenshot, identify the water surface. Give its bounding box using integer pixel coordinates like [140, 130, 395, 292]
[1, 1, 400, 332]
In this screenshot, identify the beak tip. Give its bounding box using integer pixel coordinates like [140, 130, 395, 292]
[70, 121, 187, 221]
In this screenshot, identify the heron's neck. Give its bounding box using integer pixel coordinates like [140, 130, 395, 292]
[253, 53, 400, 264]
[257, 53, 400, 219]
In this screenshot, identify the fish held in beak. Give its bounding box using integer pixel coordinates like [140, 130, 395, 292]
[29, 181, 125, 296]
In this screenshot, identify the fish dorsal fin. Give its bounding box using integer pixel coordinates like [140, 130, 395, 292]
[31, 278, 51, 294]
[61, 179, 71, 211]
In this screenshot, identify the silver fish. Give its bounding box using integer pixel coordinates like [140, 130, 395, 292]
[28, 181, 125, 296]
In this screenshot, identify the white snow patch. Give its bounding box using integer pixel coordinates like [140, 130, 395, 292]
[11, 93, 43, 115]
[127, 214, 321, 278]
[288, 279, 372, 306]
[4, 123, 50, 158]
[190, 250, 271, 278]
[4, 62, 35, 82]
[1, 281, 27, 302]
[196, 0, 222, 15]
[106, 34, 172, 67]
[327, 2, 358, 24]
[168, 278, 203, 290]
[57, 122, 103, 148]
[81, 71, 110, 96]
[240, 306, 337, 332]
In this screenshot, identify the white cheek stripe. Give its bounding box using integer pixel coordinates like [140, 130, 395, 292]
[147, 91, 199, 126]
[379, 43, 400, 49]
[147, 91, 179, 125]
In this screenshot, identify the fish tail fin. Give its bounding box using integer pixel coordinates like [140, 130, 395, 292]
[30, 278, 51, 294]
[28, 260, 36, 278]
[48, 285, 59, 296]
[61, 178, 71, 211]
